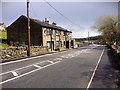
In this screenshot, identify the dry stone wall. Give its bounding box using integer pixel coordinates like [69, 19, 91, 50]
[1, 46, 48, 62]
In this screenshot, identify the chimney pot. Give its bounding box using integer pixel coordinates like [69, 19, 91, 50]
[45, 18, 47, 21]
[52, 22, 56, 25]
[45, 18, 49, 24]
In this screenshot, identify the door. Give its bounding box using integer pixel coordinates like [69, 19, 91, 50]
[66, 41, 69, 48]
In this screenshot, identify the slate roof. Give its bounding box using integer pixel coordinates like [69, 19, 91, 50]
[7, 15, 72, 33]
[29, 16, 72, 33]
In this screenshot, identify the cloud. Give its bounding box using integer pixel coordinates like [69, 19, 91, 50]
[72, 28, 100, 38]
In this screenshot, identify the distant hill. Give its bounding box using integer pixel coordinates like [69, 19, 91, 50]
[74, 35, 103, 42]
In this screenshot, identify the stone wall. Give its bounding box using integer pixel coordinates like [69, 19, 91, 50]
[1, 46, 48, 62]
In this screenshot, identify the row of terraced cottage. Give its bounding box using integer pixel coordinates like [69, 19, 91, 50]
[7, 15, 75, 50]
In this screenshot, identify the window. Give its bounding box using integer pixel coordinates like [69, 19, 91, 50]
[56, 31, 61, 36]
[47, 41, 50, 48]
[46, 29, 53, 35]
[56, 41, 62, 47]
[63, 32, 66, 36]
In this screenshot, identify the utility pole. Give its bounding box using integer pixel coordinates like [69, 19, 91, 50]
[50, 29, 53, 51]
[65, 32, 66, 48]
[59, 31, 61, 47]
[88, 31, 89, 45]
[27, 0, 31, 56]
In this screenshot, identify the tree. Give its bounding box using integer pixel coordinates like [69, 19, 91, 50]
[92, 14, 119, 45]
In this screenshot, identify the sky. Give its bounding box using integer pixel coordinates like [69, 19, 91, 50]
[1, 0, 118, 38]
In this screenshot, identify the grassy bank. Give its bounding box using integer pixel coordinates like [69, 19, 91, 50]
[0, 43, 9, 48]
[0, 31, 9, 48]
[0, 31, 7, 39]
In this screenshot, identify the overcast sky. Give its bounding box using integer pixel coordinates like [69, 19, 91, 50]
[1, 0, 118, 38]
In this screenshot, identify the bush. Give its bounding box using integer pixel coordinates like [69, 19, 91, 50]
[110, 46, 120, 67]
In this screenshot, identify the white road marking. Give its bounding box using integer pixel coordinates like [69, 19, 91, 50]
[0, 46, 96, 76]
[0, 50, 69, 66]
[11, 71, 18, 77]
[0, 61, 60, 85]
[56, 58, 62, 60]
[0, 60, 48, 76]
[33, 65, 41, 68]
[47, 61, 54, 64]
[87, 49, 105, 89]
[0, 46, 103, 85]
[60, 56, 65, 58]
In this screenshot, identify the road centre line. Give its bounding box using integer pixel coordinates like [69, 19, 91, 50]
[87, 48, 105, 89]
[0, 61, 60, 85]
[0, 50, 68, 66]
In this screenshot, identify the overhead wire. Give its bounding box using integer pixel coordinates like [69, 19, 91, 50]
[43, 0, 83, 31]
[30, 0, 83, 33]
[43, 0, 74, 24]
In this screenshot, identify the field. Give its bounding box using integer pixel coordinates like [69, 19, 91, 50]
[0, 31, 7, 39]
[0, 31, 9, 48]
[0, 43, 9, 48]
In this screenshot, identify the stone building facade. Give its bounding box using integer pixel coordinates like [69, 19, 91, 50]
[7, 15, 75, 50]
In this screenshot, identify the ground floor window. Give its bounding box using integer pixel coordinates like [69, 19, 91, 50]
[56, 41, 62, 47]
[47, 41, 54, 51]
[47, 41, 50, 48]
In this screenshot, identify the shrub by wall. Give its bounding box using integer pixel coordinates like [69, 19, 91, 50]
[110, 45, 120, 67]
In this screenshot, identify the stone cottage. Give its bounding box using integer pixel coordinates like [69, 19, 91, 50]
[7, 15, 75, 50]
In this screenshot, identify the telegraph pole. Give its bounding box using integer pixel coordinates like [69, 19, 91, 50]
[50, 29, 53, 51]
[27, 0, 31, 56]
[88, 31, 89, 45]
[59, 32, 61, 47]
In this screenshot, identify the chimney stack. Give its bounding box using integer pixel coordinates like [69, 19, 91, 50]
[45, 18, 49, 24]
[45, 18, 47, 21]
[52, 22, 56, 25]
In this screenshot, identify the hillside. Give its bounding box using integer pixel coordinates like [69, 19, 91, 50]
[0, 31, 9, 48]
[74, 35, 103, 42]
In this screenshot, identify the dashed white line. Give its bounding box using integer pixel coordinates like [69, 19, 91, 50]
[0, 50, 69, 66]
[33, 65, 41, 68]
[56, 58, 62, 60]
[0, 60, 60, 85]
[0, 46, 103, 85]
[11, 71, 18, 77]
[48, 61, 54, 64]
[0, 60, 48, 76]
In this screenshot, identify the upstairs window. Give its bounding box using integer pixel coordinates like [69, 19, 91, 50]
[56, 31, 61, 36]
[63, 32, 66, 36]
[46, 29, 53, 35]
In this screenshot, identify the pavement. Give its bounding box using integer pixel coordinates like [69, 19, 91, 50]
[0, 45, 119, 88]
[90, 47, 120, 88]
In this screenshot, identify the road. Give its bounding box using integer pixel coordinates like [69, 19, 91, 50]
[0, 45, 113, 88]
